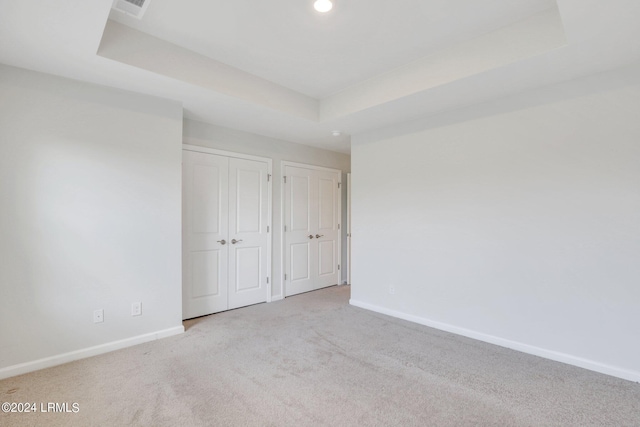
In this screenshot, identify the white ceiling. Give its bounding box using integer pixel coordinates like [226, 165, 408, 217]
[109, 0, 556, 98]
[1, 0, 640, 154]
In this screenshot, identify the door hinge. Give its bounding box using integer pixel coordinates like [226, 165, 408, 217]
[284, 225, 287, 232]
[338, 182, 341, 188]
[284, 176, 287, 184]
[284, 274, 287, 281]
[268, 174, 271, 182]
[267, 225, 270, 233]
[338, 264, 341, 270]
[267, 277, 269, 284]
[338, 224, 341, 230]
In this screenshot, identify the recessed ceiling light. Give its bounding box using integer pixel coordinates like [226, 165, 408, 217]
[332, 131, 342, 137]
[314, 0, 333, 13]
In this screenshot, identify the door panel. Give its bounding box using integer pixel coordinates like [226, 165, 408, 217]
[234, 246, 262, 292]
[235, 168, 261, 233]
[347, 173, 351, 285]
[191, 251, 221, 298]
[315, 170, 341, 289]
[318, 177, 336, 230]
[183, 151, 229, 318]
[284, 164, 341, 296]
[318, 240, 336, 277]
[290, 174, 310, 231]
[192, 164, 222, 233]
[291, 242, 311, 282]
[284, 167, 316, 296]
[228, 158, 269, 310]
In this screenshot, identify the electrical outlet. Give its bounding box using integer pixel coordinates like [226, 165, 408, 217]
[131, 302, 142, 316]
[388, 285, 396, 295]
[93, 309, 104, 323]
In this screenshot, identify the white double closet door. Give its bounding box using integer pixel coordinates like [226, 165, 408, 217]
[183, 148, 271, 320]
[284, 163, 341, 297]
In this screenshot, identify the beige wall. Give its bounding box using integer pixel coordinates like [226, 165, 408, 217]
[350, 62, 640, 382]
[0, 65, 184, 376]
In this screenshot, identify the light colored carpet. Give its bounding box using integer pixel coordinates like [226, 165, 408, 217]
[1, 285, 639, 426]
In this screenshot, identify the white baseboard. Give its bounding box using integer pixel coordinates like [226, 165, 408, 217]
[349, 299, 640, 384]
[270, 295, 284, 302]
[0, 326, 184, 380]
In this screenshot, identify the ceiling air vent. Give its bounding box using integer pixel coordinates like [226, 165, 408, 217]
[112, 0, 151, 19]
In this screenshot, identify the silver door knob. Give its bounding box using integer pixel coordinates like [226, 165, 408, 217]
[217, 239, 226, 245]
[315, 234, 324, 239]
[231, 239, 243, 244]
[308, 235, 314, 239]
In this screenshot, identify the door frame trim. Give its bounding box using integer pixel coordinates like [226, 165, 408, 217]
[280, 161, 342, 298]
[183, 144, 273, 302]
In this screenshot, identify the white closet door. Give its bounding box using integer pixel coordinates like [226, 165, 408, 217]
[284, 166, 316, 296]
[228, 158, 269, 310]
[347, 173, 351, 286]
[183, 151, 229, 319]
[315, 169, 340, 290]
[284, 164, 341, 297]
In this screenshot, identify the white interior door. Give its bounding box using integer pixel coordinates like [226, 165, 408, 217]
[347, 173, 351, 285]
[228, 158, 269, 310]
[183, 148, 271, 319]
[284, 164, 341, 297]
[315, 169, 340, 289]
[284, 166, 315, 296]
[183, 151, 229, 319]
